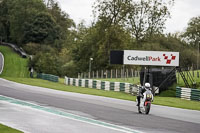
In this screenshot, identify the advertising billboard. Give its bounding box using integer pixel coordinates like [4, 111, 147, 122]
[124, 50, 179, 66]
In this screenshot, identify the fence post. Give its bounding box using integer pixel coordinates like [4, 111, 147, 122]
[121, 69, 123, 78]
[131, 69, 133, 77]
[96, 71, 98, 79]
[116, 69, 118, 78]
[126, 69, 129, 78]
[101, 70, 103, 78]
[111, 69, 112, 79]
[193, 70, 194, 77]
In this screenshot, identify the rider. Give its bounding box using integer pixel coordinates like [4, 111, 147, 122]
[136, 82, 151, 106]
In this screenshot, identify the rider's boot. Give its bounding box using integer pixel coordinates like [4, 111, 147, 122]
[136, 96, 140, 106]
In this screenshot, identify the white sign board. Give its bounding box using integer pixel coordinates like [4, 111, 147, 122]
[124, 50, 179, 66]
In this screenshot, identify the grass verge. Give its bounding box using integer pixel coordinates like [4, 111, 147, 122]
[0, 124, 22, 133]
[0, 46, 29, 78]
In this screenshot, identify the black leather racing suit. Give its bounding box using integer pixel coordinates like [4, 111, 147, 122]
[137, 86, 146, 106]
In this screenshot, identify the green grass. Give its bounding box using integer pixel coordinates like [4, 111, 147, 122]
[176, 70, 200, 89]
[0, 46, 29, 78]
[1, 45, 200, 111]
[0, 124, 22, 133]
[154, 96, 200, 110]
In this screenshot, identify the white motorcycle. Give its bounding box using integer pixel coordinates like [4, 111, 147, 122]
[137, 87, 154, 114]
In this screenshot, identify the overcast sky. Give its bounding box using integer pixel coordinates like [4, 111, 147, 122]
[58, 0, 200, 33]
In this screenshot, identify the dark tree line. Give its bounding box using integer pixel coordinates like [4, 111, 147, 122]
[0, 0, 199, 77]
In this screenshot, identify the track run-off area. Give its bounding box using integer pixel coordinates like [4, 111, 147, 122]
[0, 78, 200, 133]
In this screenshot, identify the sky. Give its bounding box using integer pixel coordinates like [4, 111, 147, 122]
[58, 0, 200, 33]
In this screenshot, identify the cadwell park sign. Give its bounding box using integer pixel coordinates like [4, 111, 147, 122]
[110, 50, 179, 67]
[124, 50, 179, 66]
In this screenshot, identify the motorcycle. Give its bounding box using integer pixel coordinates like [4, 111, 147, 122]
[137, 87, 153, 114]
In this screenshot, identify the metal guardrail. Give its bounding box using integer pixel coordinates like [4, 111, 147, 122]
[0, 42, 27, 58]
[176, 87, 200, 101]
[37, 73, 59, 82]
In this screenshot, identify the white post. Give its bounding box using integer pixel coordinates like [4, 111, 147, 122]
[89, 57, 93, 79]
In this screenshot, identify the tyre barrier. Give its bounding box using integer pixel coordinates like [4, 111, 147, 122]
[65, 77, 141, 94]
[37, 73, 59, 82]
[176, 87, 200, 101]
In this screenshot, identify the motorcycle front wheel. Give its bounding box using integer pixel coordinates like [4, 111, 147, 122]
[145, 103, 151, 114]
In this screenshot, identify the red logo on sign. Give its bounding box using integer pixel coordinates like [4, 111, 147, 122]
[163, 54, 176, 64]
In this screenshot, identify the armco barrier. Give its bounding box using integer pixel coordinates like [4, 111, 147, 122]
[37, 73, 59, 82]
[64, 76, 141, 94]
[1, 42, 27, 58]
[176, 87, 200, 101]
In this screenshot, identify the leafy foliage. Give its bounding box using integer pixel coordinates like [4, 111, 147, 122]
[182, 16, 200, 47]
[23, 12, 60, 44]
[0, 0, 198, 78]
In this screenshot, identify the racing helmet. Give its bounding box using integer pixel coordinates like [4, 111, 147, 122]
[145, 83, 150, 88]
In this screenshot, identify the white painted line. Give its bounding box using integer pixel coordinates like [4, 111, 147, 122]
[0, 95, 143, 133]
[0, 52, 4, 75]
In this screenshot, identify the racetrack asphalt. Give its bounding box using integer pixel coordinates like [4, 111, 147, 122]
[0, 78, 200, 133]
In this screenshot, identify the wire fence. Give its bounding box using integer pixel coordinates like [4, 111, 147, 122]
[176, 69, 200, 84]
[78, 69, 140, 79]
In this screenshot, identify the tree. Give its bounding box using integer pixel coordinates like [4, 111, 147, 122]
[93, 0, 131, 27]
[0, 0, 12, 42]
[93, 0, 174, 45]
[182, 16, 200, 47]
[126, 0, 174, 44]
[8, 0, 46, 45]
[23, 12, 60, 45]
[47, 2, 75, 48]
[72, 20, 132, 73]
